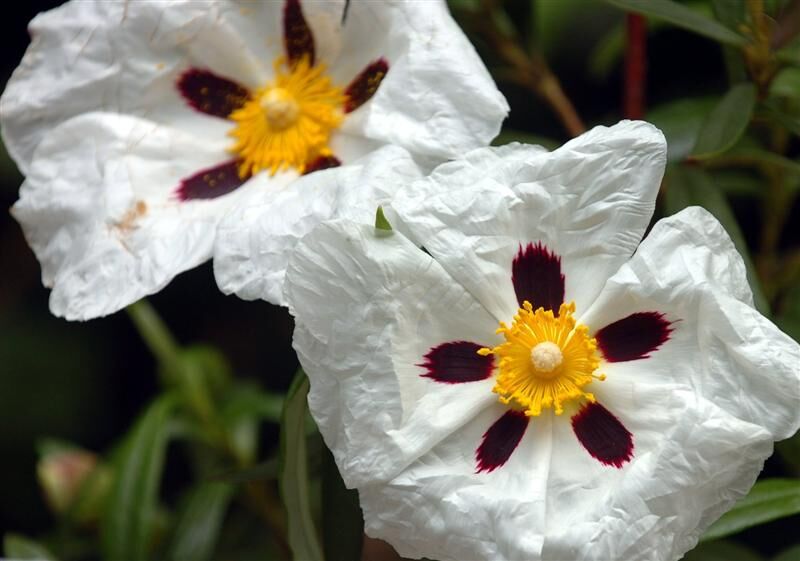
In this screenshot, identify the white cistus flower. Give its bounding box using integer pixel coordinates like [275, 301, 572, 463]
[284, 121, 800, 561]
[2, 0, 507, 319]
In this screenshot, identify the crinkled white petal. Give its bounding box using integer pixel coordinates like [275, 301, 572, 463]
[12, 112, 270, 320]
[214, 145, 424, 305]
[582, 206, 800, 440]
[286, 221, 504, 488]
[0, 0, 283, 174]
[331, 0, 509, 158]
[393, 120, 667, 322]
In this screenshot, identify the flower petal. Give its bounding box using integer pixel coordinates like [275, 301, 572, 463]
[10, 112, 267, 319]
[581, 206, 799, 439]
[393, 121, 667, 321]
[358, 405, 554, 561]
[420, 341, 494, 384]
[543, 206, 800, 559]
[570, 402, 633, 468]
[330, 1, 508, 158]
[214, 145, 423, 305]
[595, 312, 673, 362]
[285, 220, 502, 487]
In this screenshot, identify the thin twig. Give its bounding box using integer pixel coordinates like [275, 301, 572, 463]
[471, 2, 585, 137]
[624, 14, 647, 119]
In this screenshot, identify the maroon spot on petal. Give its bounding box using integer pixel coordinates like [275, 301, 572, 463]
[512, 242, 565, 313]
[476, 410, 530, 473]
[344, 58, 389, 113]
[284, 0, 315, 66]
[176, 160, 250, 201]
[571, 402, 633, 468]
[176, 68, 251, 118]
[595, 312, 673, 363]
[303, 155, 342, 175]
[419, 341, 494, 384]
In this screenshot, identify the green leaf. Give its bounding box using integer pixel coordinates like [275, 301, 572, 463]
[279, 371, 324, 561]
[691, 83, 757, 160]
[375, 206, 393, 233]
[664, 165, 770, 315]
[166, 482, 234, 561]
[647, 96, 718, 162]
[701, 479, 800, 541]
[101, 394, 178, 561]
[221, 384, 284, 424]
[322, 447, 363, 561]
[603, 0, 746, 45]
[683, 540, 764, 561]
[770, 68, 800, 99]
[773, 545, 800, 561]
[4, 534, 57, 560]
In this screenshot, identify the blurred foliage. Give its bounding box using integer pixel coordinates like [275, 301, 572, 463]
[1, 0, 800, 560]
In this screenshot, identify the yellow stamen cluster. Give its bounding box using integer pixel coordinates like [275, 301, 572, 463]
[228, 57, 345, 177]
[479, 301, 604, 416]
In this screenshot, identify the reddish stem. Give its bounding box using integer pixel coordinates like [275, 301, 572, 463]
[624, 13, 647, 119]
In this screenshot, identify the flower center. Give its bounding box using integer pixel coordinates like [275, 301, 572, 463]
[228, 57, 345, 178]
[479, 301, 605, 416]
[530, 341, 563, 376]
[260, 88, 300, 129]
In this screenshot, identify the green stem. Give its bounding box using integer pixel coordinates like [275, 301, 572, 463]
[126, 299, 180, 367]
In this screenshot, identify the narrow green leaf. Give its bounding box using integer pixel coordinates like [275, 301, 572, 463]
[375, 206, 393, 233]
[166, 482, 234, 561]
[603, 0, 746, 45]
[279, 371, 324, 561]
[691, 83, 757, 160]
[773, 544, 800, 561]
[701, 479, 800, 541]
[322, 447, 363, 561]
[664, 166, 770, 314]
[101, 394, 178, 561]
[221, 384, 284, 424]
[683, 540, 764, 561]
[4, 534, 57, 560]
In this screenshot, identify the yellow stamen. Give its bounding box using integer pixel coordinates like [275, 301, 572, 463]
[228, 56, 345, 178]
[479, 301, 604, 417]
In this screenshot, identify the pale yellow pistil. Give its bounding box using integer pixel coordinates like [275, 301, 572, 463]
[260, 88, 300, 130]
[228, 57, 345, 178]
[479, 301, 605, 416]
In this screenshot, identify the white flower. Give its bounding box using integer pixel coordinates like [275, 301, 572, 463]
[2, 0, 507, 319]
[284, 121, 800, 561]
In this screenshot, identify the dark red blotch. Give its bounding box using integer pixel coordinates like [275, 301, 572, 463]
[476, 410, 530, 473]
[176, 160, 249, 201]
[345, 58, 389, 113]
[284, 0, 316, 66]
[571, 402, 633, 468]
[595, 312, 673, 362]
[512, 242, 565, 314]
[176, 68, 250, 118]
[419, 341, 494, 384]
[304, 155, 342, 175]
